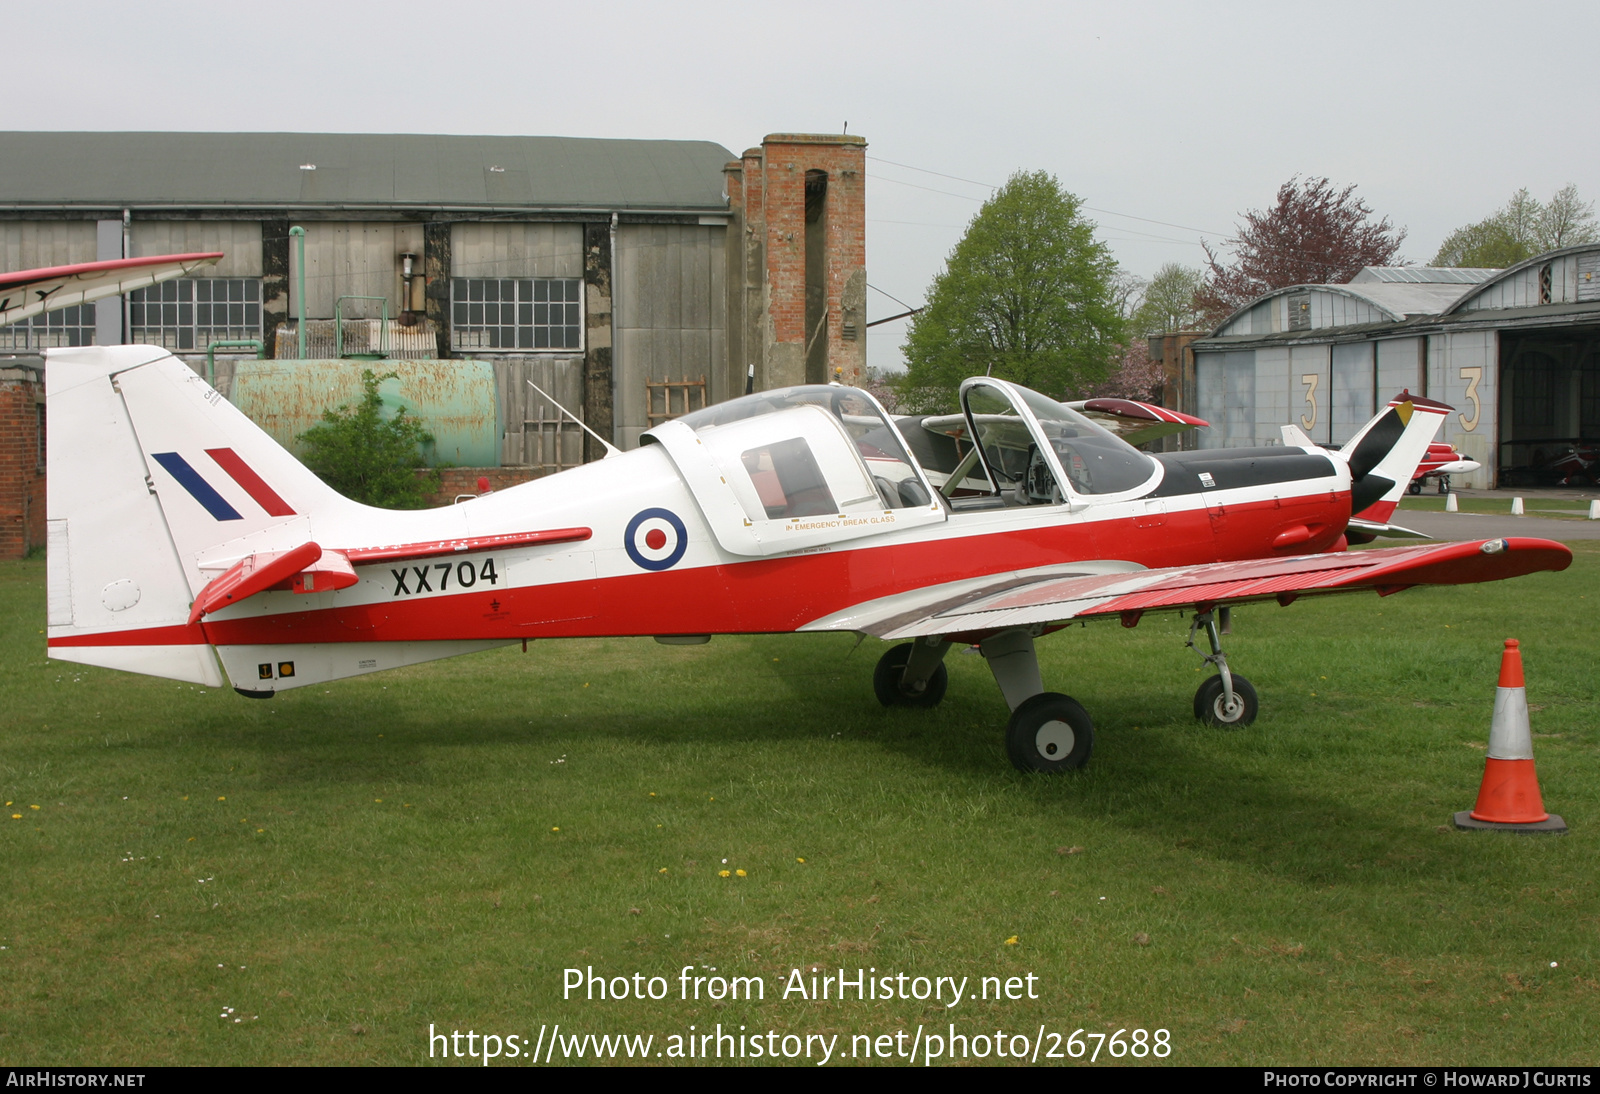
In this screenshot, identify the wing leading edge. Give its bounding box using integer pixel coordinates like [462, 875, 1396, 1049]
[801, 538, 1573, 640]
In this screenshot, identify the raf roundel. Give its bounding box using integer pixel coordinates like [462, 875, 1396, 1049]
[624, 508, 688, 571]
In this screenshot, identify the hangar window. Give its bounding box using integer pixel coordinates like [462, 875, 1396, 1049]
[451, 278, 582, 352]
[128, 278, 262, 351]
[0, 303, 96, 350]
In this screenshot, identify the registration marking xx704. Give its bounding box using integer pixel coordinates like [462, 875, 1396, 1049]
[391, 558, 500, 597]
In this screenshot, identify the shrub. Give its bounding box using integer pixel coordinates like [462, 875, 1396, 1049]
[297, 369, 440, 508]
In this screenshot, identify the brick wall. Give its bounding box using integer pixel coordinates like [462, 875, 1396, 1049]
[420, 465, 545, 508]
[0, 364, 46, 559]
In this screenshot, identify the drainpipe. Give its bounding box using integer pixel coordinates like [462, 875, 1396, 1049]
[289, 226, 306, 360]
[609, 211, 619, 447]
[120, 209, 130, 344]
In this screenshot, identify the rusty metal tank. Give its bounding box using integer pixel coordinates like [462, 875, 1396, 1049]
[228, 359, 501, 468]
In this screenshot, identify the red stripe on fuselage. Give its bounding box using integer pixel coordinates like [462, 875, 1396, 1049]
[193, 490, 1350, 646]
[48, 622, 210, 648]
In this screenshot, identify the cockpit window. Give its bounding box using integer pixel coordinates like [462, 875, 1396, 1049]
[1014, 388, 1157, 495]
[674, 385, 933, 509]
[741, 438, 837, 519]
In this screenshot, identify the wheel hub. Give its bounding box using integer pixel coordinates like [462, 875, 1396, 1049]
[1035, 719, 1075, 758]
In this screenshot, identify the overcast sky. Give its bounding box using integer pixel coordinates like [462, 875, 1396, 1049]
[14, 0, 1599, 371]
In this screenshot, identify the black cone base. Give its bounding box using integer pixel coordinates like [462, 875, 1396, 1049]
[1453, 811, 1567, 834]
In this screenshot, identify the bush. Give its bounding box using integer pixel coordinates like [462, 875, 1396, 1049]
[297, 369, 440, 508]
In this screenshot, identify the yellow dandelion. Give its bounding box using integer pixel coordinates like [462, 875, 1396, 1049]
[797, 857, 806, 863]
[658, 868, 668, 874]
[29, 805, 39, 811]
[1005, 936, 1019, 945]
[374, 799, 383, 803]
[4, 801, 10, 806]
[719, 870, 731, 878]
[709, 796, 716, 802]
[735, 869, 747, 877]
[648, 792, 656, 797]
[256, 829, 264, 834]
[10, 815, 19, 820]
[551, 826, 560, 832]
[182, 796, 188, 801]
[217, 796, 226, 802]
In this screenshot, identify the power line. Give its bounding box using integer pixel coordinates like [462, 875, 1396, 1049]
[867, 154, 1233, 238]
[868, 282, 919, 312]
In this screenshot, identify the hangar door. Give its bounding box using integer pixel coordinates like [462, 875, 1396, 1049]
[1195, 350, 1256, 448]
[1498, 326, 1600, 485]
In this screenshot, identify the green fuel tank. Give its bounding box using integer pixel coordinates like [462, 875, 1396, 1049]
[229, 359, 502, 468]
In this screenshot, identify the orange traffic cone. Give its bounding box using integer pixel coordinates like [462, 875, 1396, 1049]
[1454, 639, 1566, 833]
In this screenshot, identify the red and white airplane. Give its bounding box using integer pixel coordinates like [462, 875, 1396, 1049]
[32, 263, 1572, 774]
[1409, 442, 1482, 495]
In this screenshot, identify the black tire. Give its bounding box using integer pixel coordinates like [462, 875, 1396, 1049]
[1408, 481, 1423, 496]
[1193, 674, 1258, 727]
[873, 643, 948, 708]
[1005, 692, 1094, 773]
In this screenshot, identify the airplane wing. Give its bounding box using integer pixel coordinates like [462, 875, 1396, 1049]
[920, 400, 1209, 448]
[0, 253, 224, 327]
[801, 537, 1572, 640]
[1066, 398, 1209, 446]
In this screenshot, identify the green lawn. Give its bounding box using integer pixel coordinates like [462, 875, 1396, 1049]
[1399, 495, 1596, 519]
[2, 546, 1596, 1066]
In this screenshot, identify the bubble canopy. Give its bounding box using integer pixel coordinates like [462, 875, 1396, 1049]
[665, 383, 934, 511]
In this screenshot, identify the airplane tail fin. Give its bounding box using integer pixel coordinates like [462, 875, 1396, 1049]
[45, 346, 357, 684]
[1331, 391, 1452, 524]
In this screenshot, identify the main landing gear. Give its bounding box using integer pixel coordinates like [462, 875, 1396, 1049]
[873, 628, 1096, 774]
[873, 608, 1259, 773]
[1187, 608, 1257, 728]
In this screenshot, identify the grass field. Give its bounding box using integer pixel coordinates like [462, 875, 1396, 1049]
[1398, 496, 1596, 519]
[2, 545, 1597, 1067]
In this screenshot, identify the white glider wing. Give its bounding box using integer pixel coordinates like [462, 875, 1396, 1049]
[0, 253, 224, 328]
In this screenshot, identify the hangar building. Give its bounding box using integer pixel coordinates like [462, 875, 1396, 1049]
[1187, 245, 1600, 488]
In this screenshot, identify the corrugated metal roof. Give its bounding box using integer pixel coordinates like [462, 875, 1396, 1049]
[0, 132, 735, 213]
[1343, 282, 1466, 316]
[1349, 266, 1500, 284]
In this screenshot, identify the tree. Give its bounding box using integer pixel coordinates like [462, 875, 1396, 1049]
[1086, 338, 1165, 402]
[1131, 262, 1207, 335]
[897, 171, 1124, 413]
[1196, 176, 1406, 322]
[1433, 185, 1598, 268]
[298, 369, 440, 508]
